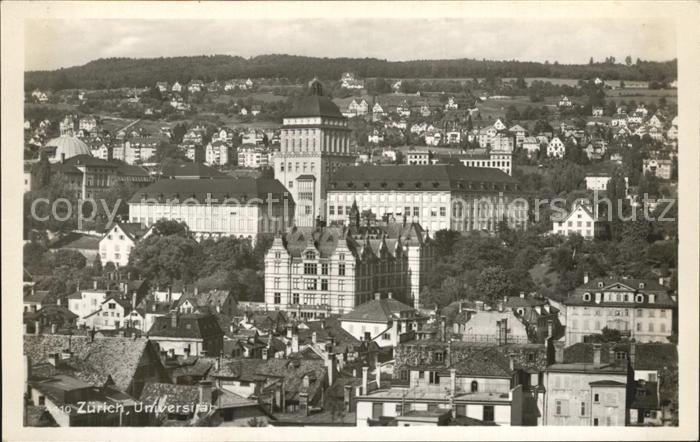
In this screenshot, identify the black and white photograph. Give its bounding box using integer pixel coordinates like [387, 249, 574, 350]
[2, 1, 698, 440]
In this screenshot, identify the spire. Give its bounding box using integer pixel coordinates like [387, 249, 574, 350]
[349, 199, 360, 230]
[309, 78, 323, 96]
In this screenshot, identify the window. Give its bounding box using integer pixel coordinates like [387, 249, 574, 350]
[555, 399, 569, 416]
[321, 263, 329, 275]
[108, 303, 116, 309]
[483, 405, 495, 422]
[413, 207, 419, 217]
[428, 371, 440, 385]
[274, 293, 281, 304]
[471, 381, 478, 393]
[648, 323, 654, 332]
[305, 279, 317, 290]
[382, 333, 391, 340]
[329, 205, 335, 215]
[605, 417, 612, 426]
[660, 309, 666, 318]
[337, 206, 343, 215]
[239, 381, 250, 387]
[583, 292, 591, 301]
[274, 278, 280, 289]
[304, 263, 317, 275]
[338, 264, 345, 276]
[321, 279, 328, 291]
[292, 293, 299, 304]
[594, 393, 599, 403]
[615, 351, 627, 360]
[637, 322, 642, 331]
[434, 351, 444, 363]
[593, 418, 599, 426]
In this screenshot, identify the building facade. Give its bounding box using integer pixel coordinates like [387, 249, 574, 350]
[272, 79, 355, 227]
[263, 226, 409, 318]
[128, 178, 294, 241]
[562, 276, 676, 345]
[326, 164, 527, 234]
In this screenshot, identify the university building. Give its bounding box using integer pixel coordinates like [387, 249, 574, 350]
[272, 79, 355, 227]
[263, 226, 410, 318]
[326, 164, 527, 233]
[128, 178, 294, 241]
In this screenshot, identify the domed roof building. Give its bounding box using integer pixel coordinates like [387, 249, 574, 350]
[45, 135, 91, 163]
[285, 78, 345, 119]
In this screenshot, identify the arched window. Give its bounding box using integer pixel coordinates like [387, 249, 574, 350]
[583, 292, 591, 302]
[471, 381, 478, 393]
[635, 294, 644, 303]
[597, 282, 604, 288]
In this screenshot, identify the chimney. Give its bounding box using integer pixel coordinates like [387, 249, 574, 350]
[361, 366, 369, 395]
[593, 343, 602, 368]
[458, 303, 462, 314]
[49, 353, 60, 367]
[292, 333, 299, 354]
[326, 353, 336, 386]
[508, 353, 515, 371]
[374, 353, 380, 388]
[374, 292, 381, 301]
[658, 276, 665, 286]
[519, 292, 525, 299]
[171, 311, 178, 328]
[312, 331, 317, 344]
[629, 340, 636, 368]
[450, 368, 456, 396]
[299, 392, 309, 416]
[441, 316, 447, 341]
[198, 380, 213, 407]
[387, 292, 393, 299]
[262, 347, 268, 360]
[553, 341, 565, 364]
[343, 385, 353, 412]
[51, 323, 58, 334]
[584, 272, 590, 284]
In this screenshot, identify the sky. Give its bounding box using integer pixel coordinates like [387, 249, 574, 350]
[25, 18, 677, 71]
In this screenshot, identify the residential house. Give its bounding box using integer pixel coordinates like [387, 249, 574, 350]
[522, 137, 541, 159]
[546, 137, 566, 159]
[444, 97, 458, 110]
[551, 202, 597, 239]
[205, 140, 232, 166]
[642, 159, 673, 180]
[211, 358, 330, 414]
[558, 96, 572, 108]
[562, 275, 676, 344]
[542, 342, 629, 426]
[592, 107, 604, 117]
[99, 222, 152, 268]
[148, 312, 224, 357]
[340, 294, 426, 347]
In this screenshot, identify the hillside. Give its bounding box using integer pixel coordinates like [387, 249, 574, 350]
[25, 54, 677, 91]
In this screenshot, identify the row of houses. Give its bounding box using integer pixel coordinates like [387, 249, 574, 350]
[155, 78, 255, 94]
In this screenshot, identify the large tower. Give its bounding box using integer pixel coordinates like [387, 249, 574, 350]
[274, 79, 354, 227]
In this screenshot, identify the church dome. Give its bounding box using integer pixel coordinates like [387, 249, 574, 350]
[45, 135, 91, 163]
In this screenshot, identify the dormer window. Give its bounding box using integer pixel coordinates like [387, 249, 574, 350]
[639, 282, 645, 289]
[597, 282, 604, 288]
[583, 292, 591, 302]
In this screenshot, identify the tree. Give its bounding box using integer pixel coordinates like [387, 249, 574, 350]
[128, 233, 203, 286]
[625, 55, 633, 66]
[433, 230, 462, 257]
[515, 77, 527, 89]
[589, 57, 594, 65]
[247, 417, 267, 427]
[475, 266, 513, 307]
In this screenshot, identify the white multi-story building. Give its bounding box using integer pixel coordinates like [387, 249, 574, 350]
[128, 178, 294, 241]
[205, 141, 231, 166]
[562, 276, 676, 345]
[237, 146, 269, 168]
[642, 159, 673, 180]
[272, 79, 355, 227]
[458, 149, 513, 176]
[547, 137, 566, 159]
[326, 164, 527, 234]
[551, 203, 597, 239]
[98, 222, 152, 268]
[405, 151, 431, 165]
[263, 226, 409, 318]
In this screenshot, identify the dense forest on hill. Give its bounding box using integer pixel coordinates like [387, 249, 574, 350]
[25, 54, 677, 91]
